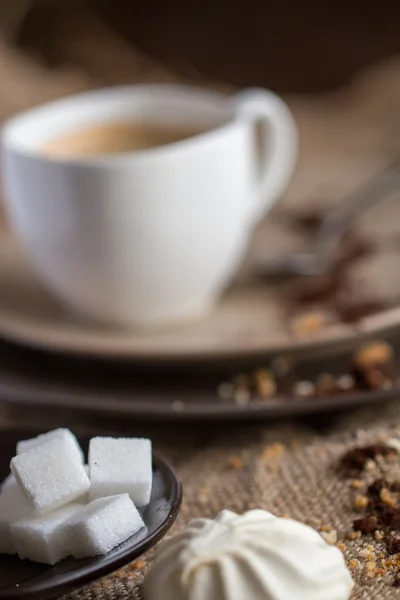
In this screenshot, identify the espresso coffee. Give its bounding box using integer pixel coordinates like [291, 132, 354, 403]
[41, 121, 203, 158]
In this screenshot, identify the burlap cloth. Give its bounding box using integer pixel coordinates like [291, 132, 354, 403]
[76, 401, 400, 600]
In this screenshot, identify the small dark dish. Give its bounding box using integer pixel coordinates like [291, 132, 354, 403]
[1, 337, 400, 421]
[0, 430, 182, 600]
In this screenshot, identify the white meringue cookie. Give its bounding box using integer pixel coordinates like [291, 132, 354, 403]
[143, 509, 353, 600]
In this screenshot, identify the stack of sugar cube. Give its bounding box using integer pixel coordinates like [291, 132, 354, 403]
[0, 428, 152, 564]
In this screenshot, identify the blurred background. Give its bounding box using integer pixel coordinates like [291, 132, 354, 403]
[2, 0, 400, 92]
[0, 0, 399, 226]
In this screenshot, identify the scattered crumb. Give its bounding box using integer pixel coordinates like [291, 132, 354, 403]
[348, 531, 362, 540]
[353, 516, 378, 534]
[352, 341, 394, 390]
[375, 530, 385, 541]
[351, 480, 365, 489]
[292, 380, 315, 398]
[337, 374, 355, 391]
[366, 369, 390, 390]
[337, 542, 347, 552]
[353, 342, 393, 370]
[374, 568, 386, 578]
[290, 311, 327, 337]
[380, 487, 398, 508]
[320, 524, 334, 532]
[367, 477, 388, 495]
[315, 373, 337, 396]
[386, 535, 400, 556]
[114, 557, 147, 579]
[349, 558, 360, 570]
[339, 444, 391, 475]
[354, 494, 369, 509]
[321, 530, 337, 545]
[366, 459, 378, 471]
[359, 548, 375, 559]
[386, 452, 398, 463]
[261, 443, 285, 462]
[253, 369, 276, 399]
[387, 438, 400, 452]
[365, 560, 377, 576]
[233, 388, 251, 406]
[228, 456, 244, 470]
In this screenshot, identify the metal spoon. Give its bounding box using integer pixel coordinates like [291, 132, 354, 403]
[254, 160, 400, 278]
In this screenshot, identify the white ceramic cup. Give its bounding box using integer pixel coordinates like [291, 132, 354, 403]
[1, 85, 297, 328]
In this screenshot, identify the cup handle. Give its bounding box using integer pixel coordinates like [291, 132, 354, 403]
[234, 88, 298, 224]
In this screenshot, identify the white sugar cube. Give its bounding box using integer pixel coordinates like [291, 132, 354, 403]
[11, 436, 90, 512]
[67, 494, 145, 558]
[11, 504, 83, 564]
[17, 429, 84, 464]
[74, 466, 90, 504]
[89, 437, 152, 506]
[0, 479, 32, 554]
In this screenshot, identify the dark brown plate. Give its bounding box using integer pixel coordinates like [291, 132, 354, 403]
[0, 336, 399, 421]
[0, 430, 182, 600]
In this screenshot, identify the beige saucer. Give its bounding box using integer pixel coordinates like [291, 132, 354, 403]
[1, 232, 400, 364]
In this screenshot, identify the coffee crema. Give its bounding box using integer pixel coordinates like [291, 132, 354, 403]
[41, 121, 203, 158]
